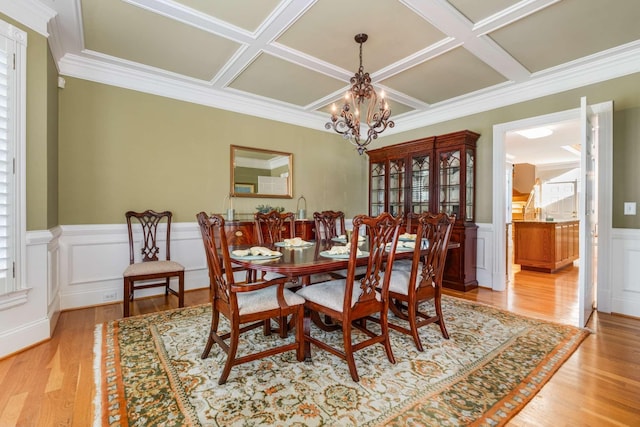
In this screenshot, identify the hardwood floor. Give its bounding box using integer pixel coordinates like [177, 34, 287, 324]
[1, 266, 638, 426]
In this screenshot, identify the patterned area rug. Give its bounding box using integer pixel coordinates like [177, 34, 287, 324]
[93, 296, 588, 426]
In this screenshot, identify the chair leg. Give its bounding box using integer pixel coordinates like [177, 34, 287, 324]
[295, 306, 304, 362]
[165, 277, 170, 296]
[408, 303, 424, 352]
[201, 307, 220, 359]
[380, 309, 396, 365]
[178, 272, 185, 308]
[123, 278, 130, 317]
[434, 296, 449, 339]
[343, 324, 359, 382]
[219, 326, 240, 385]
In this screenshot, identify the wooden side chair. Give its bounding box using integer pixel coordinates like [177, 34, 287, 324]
[313, 210, 346, 241]
[196, 212, 305, 384]
[254, 210, 296, 245]
[123, 210, 185, 317]
[387, 212, 455, 351]
[296, 212, 402, 382]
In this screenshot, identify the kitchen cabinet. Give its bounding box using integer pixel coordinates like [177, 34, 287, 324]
[513, 220, 579, 273]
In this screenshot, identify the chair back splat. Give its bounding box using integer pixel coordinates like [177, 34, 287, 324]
[296, 212, 402, 382]
[313, 210, 346, 241]
[196, 212, 305, 384]
[387, 212, 455, 351]
[254, 210, 295, 245]
[123, 210, 184, 317]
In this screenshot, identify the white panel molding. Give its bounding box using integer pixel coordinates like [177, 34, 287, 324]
[58, 222, 210, 310]
[610, 228, 640, 318]
[0, 229, 54, 358]
[475, 223, 493, 289]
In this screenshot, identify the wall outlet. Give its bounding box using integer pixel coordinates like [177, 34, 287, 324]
[103, 291, 118, 302]
[624, 202, 636, 216]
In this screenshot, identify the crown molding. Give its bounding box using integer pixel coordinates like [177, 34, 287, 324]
[0, 0, 56, 37]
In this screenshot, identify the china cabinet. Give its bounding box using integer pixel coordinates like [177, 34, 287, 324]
[367, 130, 479, 291]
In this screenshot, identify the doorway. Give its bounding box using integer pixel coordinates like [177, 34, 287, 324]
[491, 102, 613, 326]
[505, 118, 581, 284]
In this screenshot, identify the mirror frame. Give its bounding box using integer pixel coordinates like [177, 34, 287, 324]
[230, 145, 293, 199]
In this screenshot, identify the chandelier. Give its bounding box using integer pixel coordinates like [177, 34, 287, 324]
[325, 34, 394, 155]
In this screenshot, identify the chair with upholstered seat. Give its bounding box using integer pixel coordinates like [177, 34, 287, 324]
[255, 210, 296, 245]
[196, 212, 305, 384]
[313, 210, 346, 241]
[123, 210, 185, 317]
[311, 210, 348, 283]
[386, 212, 455, 351]
[296, 212, 402, 382]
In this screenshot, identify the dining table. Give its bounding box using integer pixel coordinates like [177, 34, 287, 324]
[228, 236, 459, 285]
[229, 236, 460, 332]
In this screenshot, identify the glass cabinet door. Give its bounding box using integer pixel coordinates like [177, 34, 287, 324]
[388, 159, 405, 217]
[410, 154, 430, 214]
[370, 162, 386, 217]
[465, 150, 474, 222]
[439, 150, 461, 218]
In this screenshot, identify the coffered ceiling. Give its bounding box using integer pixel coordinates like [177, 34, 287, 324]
[22, 0, 640, 136]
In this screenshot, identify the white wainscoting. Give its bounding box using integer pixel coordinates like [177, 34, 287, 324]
[0, 230, 54, 358]
[58, 222, 209, 310]
[475, 223, 493, 289]
[610, 228, 640, 318]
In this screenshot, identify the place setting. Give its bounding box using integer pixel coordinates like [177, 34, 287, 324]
[320, 244, 369, 259]
[273, 237, 313, 248]
[230, 246, 283, 260]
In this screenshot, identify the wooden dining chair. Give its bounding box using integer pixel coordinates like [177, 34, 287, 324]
[393, 211, 421, 271]
[123, 210, 184, 317]
[296, 212, 402, 382]
[386, 212, 455, 351]
[313, 210, 346, 241]
[254, 210, 296, 245]
[196, 212, 305, 384]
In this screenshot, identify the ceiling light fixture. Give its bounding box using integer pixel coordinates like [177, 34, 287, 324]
[325, 33, 394, 155]
[515, 127, 553, 139]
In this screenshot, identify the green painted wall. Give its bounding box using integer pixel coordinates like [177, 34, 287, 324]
[58, 78, 367, 224]
[57, 72, 640, 227]
[613, 106, 640, 228]
[46, 47, 59, 228]
[0, 13, 55, 231]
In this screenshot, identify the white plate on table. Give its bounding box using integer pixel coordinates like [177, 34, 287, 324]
[274, 241, 313, 248]
[399, 235, 417, 242]
[320, 250, 369, 259]
[385, 241, 416, 252]
[230, 253, 282, 261]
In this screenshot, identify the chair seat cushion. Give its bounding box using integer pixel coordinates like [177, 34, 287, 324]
[263, 271, 300, 289]
[123, 260, 184, 277]
[332, 265, 368, 278]
[392, 259, 415, 271]
[296, 279, 381, 313]
[238, 287, 305, 316]
[388, 269, 415, 296]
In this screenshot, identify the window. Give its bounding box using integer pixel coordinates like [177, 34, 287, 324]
[0, 21, 26, 297]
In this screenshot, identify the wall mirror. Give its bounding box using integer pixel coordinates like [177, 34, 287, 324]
[230, 145, 293, 198]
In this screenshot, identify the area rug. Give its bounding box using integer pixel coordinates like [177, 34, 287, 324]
[93, 296, 589, 426]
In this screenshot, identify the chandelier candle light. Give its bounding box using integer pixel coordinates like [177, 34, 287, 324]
[326, 33, 394, 155]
